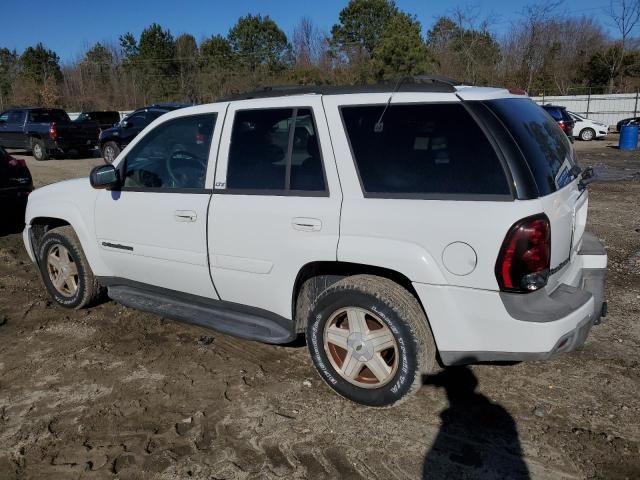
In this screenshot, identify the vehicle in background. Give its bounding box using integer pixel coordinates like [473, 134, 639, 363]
[616, 116, 640, 132]
[568, 111, 609, 141]
[99, 103, 190, 163]
[74, 111, 121, 131]
[0, 108, 100, 161]
[0, 146, 33, 226]
[542, 104, 575, 140]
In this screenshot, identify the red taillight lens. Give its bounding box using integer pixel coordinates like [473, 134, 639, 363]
[508, 88, 527, 95]
[496, 214, 551, 293]
[49, 122, 58, 140]
[8, 156, 27, 168]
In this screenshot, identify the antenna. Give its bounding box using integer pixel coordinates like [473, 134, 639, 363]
[374, 77, 407, 133]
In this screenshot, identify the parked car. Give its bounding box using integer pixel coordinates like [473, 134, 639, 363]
[74, 111, 121, 131]
[23, 82, 607, 407]
[568, 111, 609, 141]
[99, 103, 190, 163]
[0, 108, 99, 160]
[541, 104, 575, 140]
[616, 116, 640, 132]
[0, 146, 33, 224]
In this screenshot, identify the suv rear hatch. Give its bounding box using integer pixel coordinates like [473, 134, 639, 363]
[484, 98, 587, 290]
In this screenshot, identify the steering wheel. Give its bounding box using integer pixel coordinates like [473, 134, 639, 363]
[166, 149, 207, 188]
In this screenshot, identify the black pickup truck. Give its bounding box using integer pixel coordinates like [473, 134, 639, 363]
[0, 108, 100, 160]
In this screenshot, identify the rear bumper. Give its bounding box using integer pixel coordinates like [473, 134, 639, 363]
[414, 232, 607, 366]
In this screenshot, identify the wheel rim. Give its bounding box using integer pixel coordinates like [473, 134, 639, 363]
[104, 146, 114, 163]
[33, 144, 42, 157]
[46, 244, 79, 296]
[323, 307, 399, 389]
[582, 129, 594, 140]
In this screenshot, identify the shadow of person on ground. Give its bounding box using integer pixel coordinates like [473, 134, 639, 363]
[422, 366, 530, 480]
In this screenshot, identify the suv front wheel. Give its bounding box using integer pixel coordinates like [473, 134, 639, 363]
[306, 275, 436, 407]
[38, 226, 103, 309]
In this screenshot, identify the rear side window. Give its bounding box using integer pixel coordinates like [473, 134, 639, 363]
[486, 99, 578, 195]
[7, 110, 26, 124]
[340, 103, 510, 197]
[226, 108, 326, 193]
[29, 109, 69, 123]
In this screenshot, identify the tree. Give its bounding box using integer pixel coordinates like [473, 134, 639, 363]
[0, 48, 18, 110]
[373, 13, 432, 80]
[200, 35, 235, 70]
[120, 23, 178, 103]
[176, 34, 198, 101]
[428, 13, 501, 85]
[604, 0, 640, 91]
[330, 0, 399, 56]
[20, 43, 62, 84]
[228, 14, 289, 71]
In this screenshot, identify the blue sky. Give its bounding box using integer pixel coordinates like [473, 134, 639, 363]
[1, 0, 613, 62]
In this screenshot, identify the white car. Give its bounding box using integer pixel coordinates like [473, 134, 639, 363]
[569, 111, 609, 141]
[22, 81, 608, 407]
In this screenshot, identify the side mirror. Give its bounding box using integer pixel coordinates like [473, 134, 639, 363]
[122, 120, 131, 129]
[90, 164, 120, 190]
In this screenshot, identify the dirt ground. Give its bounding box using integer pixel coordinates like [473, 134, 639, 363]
[0, 139, 638, 480]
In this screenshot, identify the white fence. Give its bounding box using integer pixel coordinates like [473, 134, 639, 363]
[531, 93, 640, 128]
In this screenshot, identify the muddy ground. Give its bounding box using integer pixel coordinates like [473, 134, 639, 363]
[0, 139, 638, 480]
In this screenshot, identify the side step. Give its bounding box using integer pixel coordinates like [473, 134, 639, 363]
[107, 285, 297, 344]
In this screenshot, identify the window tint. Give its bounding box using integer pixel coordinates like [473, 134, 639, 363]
[8, 110, 26, 124]
[486, 98, 578, 195]
[29, 109, 69, 123]
[125, 114, 147, 128]
[341, 103, 509, 196]
[122, 114, 216, 190]
[227, 108, 325, 192]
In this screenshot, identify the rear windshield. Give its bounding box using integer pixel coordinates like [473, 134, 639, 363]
[486, 98, 578, 195]
[29, 109, 70, 123]
[340, 103, 510, 197]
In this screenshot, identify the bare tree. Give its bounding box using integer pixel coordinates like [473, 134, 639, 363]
[606, 0, 640, 91]
[292, 17, 325, 67]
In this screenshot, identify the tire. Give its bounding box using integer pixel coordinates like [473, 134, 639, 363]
[31, 138, 49, 161]
[306, 275, 436, 407]
[580, 128, 595, 141]
[102, 142, 120, 164]
[38, 226, 103, 309]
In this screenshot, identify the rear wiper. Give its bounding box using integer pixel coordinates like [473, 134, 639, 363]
[579, 166, 595, 190]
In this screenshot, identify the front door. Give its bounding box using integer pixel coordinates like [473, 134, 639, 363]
[209, 97, 342, 319]
[3, 110, 26, 149]
[94, 108, 225, 298]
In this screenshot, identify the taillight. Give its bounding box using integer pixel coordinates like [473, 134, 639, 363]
[495, 214, 551, 293]
[508, 88, 527, 95]
[8, 156, 27, 168]
[49, 123, 58, 140]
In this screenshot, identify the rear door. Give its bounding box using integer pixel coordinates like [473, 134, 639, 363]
[4, 110, 27, 148]
[209, 97, 342, 319]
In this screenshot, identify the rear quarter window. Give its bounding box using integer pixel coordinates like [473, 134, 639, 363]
[486, 99, 578, 195]
[340, 103, 510, 197]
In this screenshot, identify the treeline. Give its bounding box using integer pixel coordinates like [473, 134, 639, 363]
[1, 0, 640, 111]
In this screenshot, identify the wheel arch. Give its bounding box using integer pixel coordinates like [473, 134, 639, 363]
[292, 261, 428, 332]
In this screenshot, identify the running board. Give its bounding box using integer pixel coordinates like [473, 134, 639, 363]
[107, 285, 296, 344]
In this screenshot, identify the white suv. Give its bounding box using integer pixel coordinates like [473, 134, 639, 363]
[23, 80, 608, 407]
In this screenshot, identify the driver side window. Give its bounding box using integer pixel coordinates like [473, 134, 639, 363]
[122, 114, 216, 191]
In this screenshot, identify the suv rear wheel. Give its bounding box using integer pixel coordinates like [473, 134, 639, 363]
[306, 275, 436, 407]
[38, 226, 103, 309]
[31, 138, 49, 161]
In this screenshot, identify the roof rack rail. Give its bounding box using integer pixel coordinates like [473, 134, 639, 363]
[218, 76, 465, 102]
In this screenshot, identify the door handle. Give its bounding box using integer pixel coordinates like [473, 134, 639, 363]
[174, 210, 197, 222]
[292, 217, 322, 232]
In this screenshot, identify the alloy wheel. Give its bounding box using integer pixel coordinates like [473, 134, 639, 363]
[323, 307, 399, 388]
[46, 244, 79, 296]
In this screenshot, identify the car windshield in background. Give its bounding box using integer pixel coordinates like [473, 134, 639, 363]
[30, 109, 70, 123]
[485, 98, 578, 195]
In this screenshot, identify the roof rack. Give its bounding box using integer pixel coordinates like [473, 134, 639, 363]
[218, 76, 464, 102]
